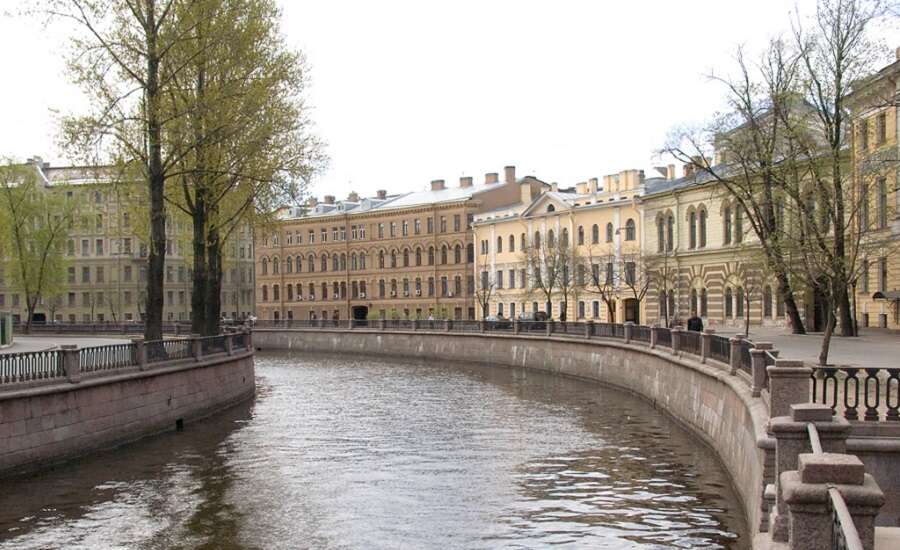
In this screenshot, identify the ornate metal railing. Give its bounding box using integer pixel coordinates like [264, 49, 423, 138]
[709, 335, 731, 365]
[680, 330, 702, 356]
[146, 338, 193, 364]
[0, 350, 64, 384]
[79, 343, 137, 373]
[811, 366, 900, 422]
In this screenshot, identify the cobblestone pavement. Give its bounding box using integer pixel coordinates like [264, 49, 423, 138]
[712, 325, 899, 368]
[0, 335, 130, 355]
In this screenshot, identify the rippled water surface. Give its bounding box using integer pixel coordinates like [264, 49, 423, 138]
[0, 352, 748, 549]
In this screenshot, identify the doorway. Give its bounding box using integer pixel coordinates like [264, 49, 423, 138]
[624, 299, 640, 324]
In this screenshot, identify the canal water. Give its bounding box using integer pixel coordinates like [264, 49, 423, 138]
[0, 353, 748, 549]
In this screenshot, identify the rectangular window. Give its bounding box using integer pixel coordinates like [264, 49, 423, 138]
[496, 270, 503, 289]
[876, 112, 887, 145]
[509, 269, 516, 289]
[68, 293, 75, 307]
[877, 177, 888, 229]
[427, 217, 434, 234]
[378, 224, 384, 239]
[82, 239, 89, 256]
[414, 219, 421, 234]
[82, 292, 90, 307]
[82, 266, 90, 283]
[879, 257, 888, 292]
[321, 229, 327, 242]
[68, 267, 76, 283]
[390, 222, 396, 237]
[96, 266, 104, 283]
[440, 216, 447, 232]
[453, 215, 460, 232]
[860, 118, 869, 152]
[309, 230, 315, 243]
[402, 220, 408, 236]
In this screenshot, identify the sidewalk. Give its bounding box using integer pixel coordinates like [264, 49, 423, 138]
[0, 335, 130, 355]
[712, 325, 900, 368]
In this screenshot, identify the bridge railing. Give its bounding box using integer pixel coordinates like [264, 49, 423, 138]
[0, 330, 252, 391]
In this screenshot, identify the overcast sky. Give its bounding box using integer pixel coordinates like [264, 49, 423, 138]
[1, 1, 897, 200]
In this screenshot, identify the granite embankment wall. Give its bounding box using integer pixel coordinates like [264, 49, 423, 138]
[0, 351, 255, 476]
[254, 328, 769, 535]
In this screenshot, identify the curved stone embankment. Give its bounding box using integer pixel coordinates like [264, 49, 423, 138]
[0, 351, 255, 477]
[254, 328, 770, 536]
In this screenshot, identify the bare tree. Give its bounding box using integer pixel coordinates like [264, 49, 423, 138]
[474, 249, 495, 319]
[584, 247, 619, 323]
[522, 231, 583, 321]
[619, 247, 654, 322]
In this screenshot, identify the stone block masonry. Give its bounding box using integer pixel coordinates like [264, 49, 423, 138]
[0, 351, 254, 477]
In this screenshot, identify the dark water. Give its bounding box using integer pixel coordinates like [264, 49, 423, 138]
[0, 353, 748, 549]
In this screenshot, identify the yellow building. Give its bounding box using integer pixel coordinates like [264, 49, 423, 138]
[472, 169, 646, 323]
[255, 166, 545, 322]
[847, 51, 900, 330]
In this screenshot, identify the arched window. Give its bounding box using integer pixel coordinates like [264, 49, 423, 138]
[547, 229, 555, 248]
[509, 235, 515, 253]
[547, 204, 555, 213]
[403, 249, 409, 267]
[415, 247, 422, 266]
[351, 281, 358, 298]
[725, 287, 733, 318]
[308, 283, 315, 298]
[534, 231, 541, 249]
[441, 245, 448, 264]
[360, 253, 366, 270]
[467, 243, 474, 263]
[698, 209, 707, 248]
[667, 290, 675, 319]
[723, 205, 732, 245]
[296, 255, 302, 272]
[332, 255, 339, 271]
[273, 284, 280, 301]
[321, 282, 328, 300]
[659, 290, 667, 318]
[308, 254, 315, 272]
[287, 284, 293, 301]
[454, 244, 461, 263]
[735, 207, 744, 243]
[379, 279, 385, 297]
[520, 233, 526, 251]
[497, 236, 503, 253]
[701, 288, 708, 316]
[428, 246, 435, 265]
[625, 219, 635, 241]
[691, 288, 698, 316]
[261, 257, 268, 275]
[592, 224, 600, 244]
[390, 250, 397, 268]
[605, 223, 614, 243]
[657, 216, 665, 252]
[340, 282, 346, 299]
[340, 253, 346, 271]
[764, 285, 773, 318]
[261, 285, 268, 301]
[351, 253, 357, 271]
[577, 226, 584, 245]
[379, 251, 385, 269]
[736, 287, 745, 317]
[321, 255, 328, 272]
[666, 215, 674, 251]
[286, 257, 293, 273]
[689, 211, 697, 249]
[561, 228, 569, 247]
[273, 257, 280, 274]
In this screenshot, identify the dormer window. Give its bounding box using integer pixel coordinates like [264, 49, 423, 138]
[547, 204, 555, 213]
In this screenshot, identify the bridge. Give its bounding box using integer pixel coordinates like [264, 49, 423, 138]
[253, 319, 900, 550]
[0, 330, 255, 477]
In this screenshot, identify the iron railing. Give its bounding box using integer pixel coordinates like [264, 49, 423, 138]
[811, 366, 900, 422]
[146, 338, 194, 364]
[709, 335, 731, 365]
[680, 330, 702, 356]
[0, 349, 64, 384]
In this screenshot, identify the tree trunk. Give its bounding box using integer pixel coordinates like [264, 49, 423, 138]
[837, 287, 854, 337]
[144, 6, 166, 342]
[777, 272, 806, 335]
[818, 306, 836, 366]
[191, 194, 207, 335]
[203, 227, 222, 336]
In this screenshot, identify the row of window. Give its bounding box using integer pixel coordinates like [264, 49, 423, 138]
[858, 111, 889, 152]
[481, 261, 640, 290]
[657, 285, 788, 319]
[858, 177, 891, 232]
[260, 276, 475, 302]
[656, 203, 756, 252]
[268, 307, 477, 322]
[259, 244, 475, 275]
[265, 214, 475, 247]
[480, 221, 637, 255]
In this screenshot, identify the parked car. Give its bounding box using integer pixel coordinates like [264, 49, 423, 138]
[484, 314, 512, 330]
[517, 311, 548, 331]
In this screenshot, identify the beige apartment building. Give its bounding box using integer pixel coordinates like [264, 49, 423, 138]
[255, 166, 543, 322]
[472, 169, 646, 323]
[0, 158, 256, 324]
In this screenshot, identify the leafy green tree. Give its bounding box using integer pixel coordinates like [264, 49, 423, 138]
[0, 161, 72, 332]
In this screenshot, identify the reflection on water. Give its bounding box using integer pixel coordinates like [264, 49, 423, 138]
[0, 352, 748, 549]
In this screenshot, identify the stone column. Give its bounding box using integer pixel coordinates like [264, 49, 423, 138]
[750, 342, 773, 397]
[191, 333, 203, 361]
[624, 321, 634, 344]
[225, 333, 234, 356]
[650, 325, 658, 349]
[768, 360, 813, 419]
[700, 329, 714, 364]
[245, 328, 253, 351]
[729, 334, 744, 375]
[781, 453, 884, 550]
[132, 338, 147, 370]
[61, 345, 80, 383]
[670, 326, 682, 356]
[585, 320, 594, 339]
[768, 403, 851, 542]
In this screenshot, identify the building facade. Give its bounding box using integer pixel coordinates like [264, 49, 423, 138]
[472, 169, 646, 323]
[0, 159, 256, 324]
[255, 167, 534, 322]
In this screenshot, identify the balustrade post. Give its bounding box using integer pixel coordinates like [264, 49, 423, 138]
[225, 333, 234, 356]
[650, 325, 658, 349]
[623, 321, 634, 344]
[245, 328, 253, 351]
[61, 345, 80, 383]
[545, 321, 552, 337]
[750, 342, 773, 397]
[479, 320, 485, 333]
[191, 333, 203, 361]
[175, 323, 180, 336]
[670, 326, 682, 356]
[700, 329, 714, 363]
[768, 404, 851, 542]
[781, 452, 883, 550]
[767, 360, 813, 419]
[585, 320, 593, 339]
[444, 319, 450, 332]
[132, 338, 147, 370]
[514, 319, 520, 335]
[729, 334, 744, 375]
[412, 319, 419, 331]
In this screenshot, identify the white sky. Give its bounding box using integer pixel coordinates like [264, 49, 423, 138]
[1, 0, 898, 200]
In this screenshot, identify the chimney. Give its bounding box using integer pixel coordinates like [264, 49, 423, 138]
[459, 176, 473, 188]
[376, 189, 387, 199]
[576, 181, 588, 194]
[504, 165, 516, 184]
[896, 46, 900, 61]
[667, 164, 676, 180]
[324, 195, 335, 205]
[588, 178, 599, 194]
[485, 172, 499, 184]
[347, 191, 359, 202]
[683, 164, 694, 178]
[520, 179, 534, 204]
[430, 179, 445, 191]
